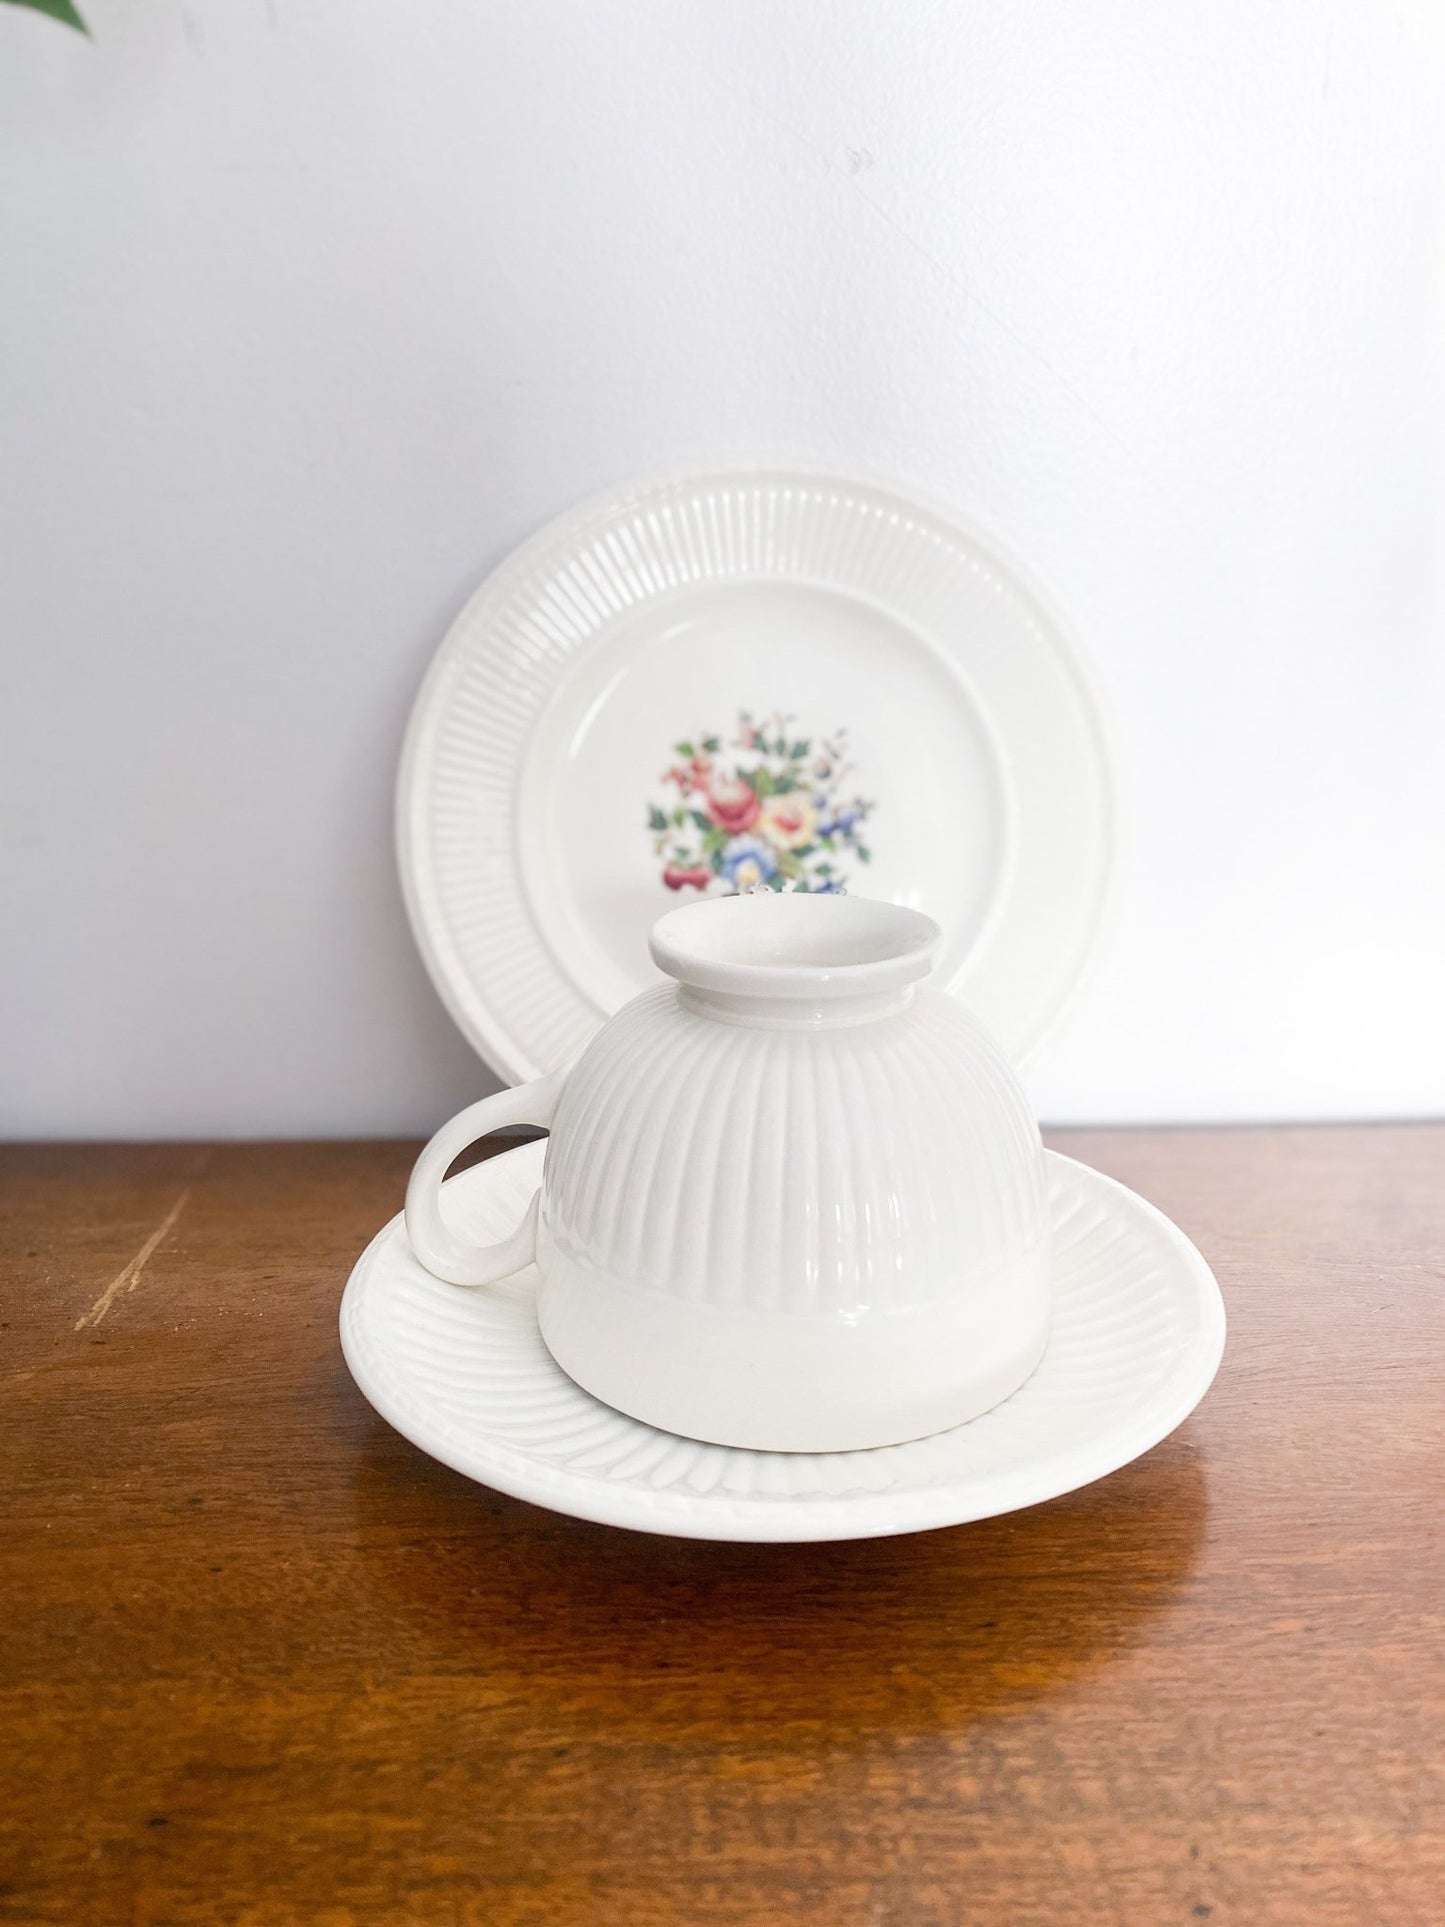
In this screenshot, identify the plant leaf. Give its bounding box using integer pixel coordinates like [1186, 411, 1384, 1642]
[647, 805, 668, 832]
[5, 0, 88, 29]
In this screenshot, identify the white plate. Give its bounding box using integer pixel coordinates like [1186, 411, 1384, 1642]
[397, 467, 1119, 1083]
[340, 1142, 1224, 1543]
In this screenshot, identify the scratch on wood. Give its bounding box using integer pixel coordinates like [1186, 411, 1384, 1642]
[74, 1191, 191, 1333]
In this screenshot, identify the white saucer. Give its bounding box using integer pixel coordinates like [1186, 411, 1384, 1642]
[397, 466, 1119, 1080]
[340, 1142, 1224, 1543]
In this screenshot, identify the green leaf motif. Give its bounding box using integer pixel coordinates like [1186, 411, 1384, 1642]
[752, 767, 774, 797]
[673, 741, 695, 759]
[689, 810, 711, 834]
[670, 807, 685, 828]
[647, 805, 669, 832]
[789, 740, 810, 760]
[702, 736, 721, 753]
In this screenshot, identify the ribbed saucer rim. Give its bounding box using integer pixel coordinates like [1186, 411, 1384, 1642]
[339, 1147, 1225, 1544]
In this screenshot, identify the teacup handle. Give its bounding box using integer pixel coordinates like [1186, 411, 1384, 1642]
[404, 1071, 566, 1287]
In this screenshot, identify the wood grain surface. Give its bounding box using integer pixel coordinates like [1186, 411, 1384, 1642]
[2, 1125, 1442, 1926]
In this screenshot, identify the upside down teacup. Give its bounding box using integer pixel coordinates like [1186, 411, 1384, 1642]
[405, 892, 1052, 1453]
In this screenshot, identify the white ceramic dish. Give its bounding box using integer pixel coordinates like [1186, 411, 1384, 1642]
[404, 892, 1054, 1454]
[397, 467, 1119, 1083]
[341, 1140, 1224, 1543]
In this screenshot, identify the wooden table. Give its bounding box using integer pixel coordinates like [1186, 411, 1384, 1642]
[3, 1126, 1442, 1926]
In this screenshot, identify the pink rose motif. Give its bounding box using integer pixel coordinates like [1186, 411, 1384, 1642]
[662, 861, 713, 892]
[705, 774, 761, 835]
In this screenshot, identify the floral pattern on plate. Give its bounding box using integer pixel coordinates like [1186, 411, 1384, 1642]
[646, 710, 874, 894]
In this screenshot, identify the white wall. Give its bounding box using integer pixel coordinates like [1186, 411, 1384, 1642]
[3, 0, 1443, 1137]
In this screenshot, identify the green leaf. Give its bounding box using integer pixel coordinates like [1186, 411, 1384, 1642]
[777, 851, 802, 878]
[702, 825, 728, 855]
[647, 805, 668, 832]
[774, 774, 796, 794]
[856, 845, 872, 863]
[702, 736, 721, 753]
[768, 874, 787, 891]
[673, 740, 695, 759]
[689, 809, 711, 834]
[5, 0, 89, 29]
[752, 767, 774, 797]
[789, 739, 810, 760]
[670, 807, 685, 828]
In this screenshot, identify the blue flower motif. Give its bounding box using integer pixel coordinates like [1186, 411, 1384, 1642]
[719, 833, 777, 891]
[816, 803, 861, 840]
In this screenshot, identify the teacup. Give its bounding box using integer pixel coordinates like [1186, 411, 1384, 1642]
[406, 892, 1051, 1452]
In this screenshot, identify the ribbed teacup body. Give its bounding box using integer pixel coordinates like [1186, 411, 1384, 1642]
[538, 983, 1046, 1316]
[400, 893, 1055, 1450]
[533, 950, 1052, 1451]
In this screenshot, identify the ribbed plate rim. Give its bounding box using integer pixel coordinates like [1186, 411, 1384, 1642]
[395, 462, 1124, 1086]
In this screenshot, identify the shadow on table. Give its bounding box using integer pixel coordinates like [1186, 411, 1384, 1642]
[347, 1413, 1210, 1736]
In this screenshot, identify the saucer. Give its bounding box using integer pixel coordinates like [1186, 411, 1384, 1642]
[396, 466, 1119, 1081]
[340, 1141, 1224, 1542]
